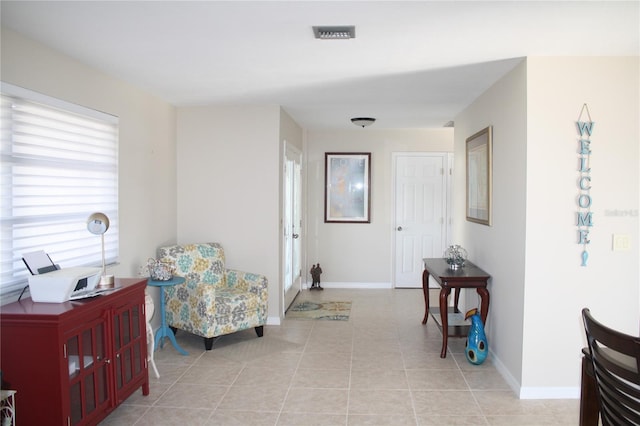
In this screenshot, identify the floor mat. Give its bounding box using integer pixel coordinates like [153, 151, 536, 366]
[286, 300, 352, 321]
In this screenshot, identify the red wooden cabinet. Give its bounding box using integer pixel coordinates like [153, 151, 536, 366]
[1, 278, 149, 425]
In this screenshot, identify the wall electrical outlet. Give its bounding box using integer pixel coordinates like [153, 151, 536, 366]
[612, 234, 631, 251]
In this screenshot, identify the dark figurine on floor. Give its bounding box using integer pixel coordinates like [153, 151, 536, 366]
[310, 263, 323, 290]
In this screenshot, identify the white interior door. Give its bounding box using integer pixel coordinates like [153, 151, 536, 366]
[393, 153, 447, 288]
[283, 143, 302, 312]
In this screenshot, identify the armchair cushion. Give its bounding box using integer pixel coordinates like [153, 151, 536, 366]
[157, 243, 268, 344]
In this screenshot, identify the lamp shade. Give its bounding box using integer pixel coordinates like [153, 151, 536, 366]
[87, 212, 110, 235]
[86, 212, 114, 288]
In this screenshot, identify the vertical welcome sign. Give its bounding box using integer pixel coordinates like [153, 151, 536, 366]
[577, 104, 594, 266]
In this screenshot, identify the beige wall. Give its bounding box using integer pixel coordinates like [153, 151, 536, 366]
[176, 105, 285, 321]
[455, 57, 639, 398]
[454, 59, 529, 391]
[305, 129, 454, 285]
[1, 29, 177, 317]
[523, 56, 639, 396]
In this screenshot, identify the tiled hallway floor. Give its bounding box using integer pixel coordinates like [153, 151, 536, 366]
[101, 288, 580, 425]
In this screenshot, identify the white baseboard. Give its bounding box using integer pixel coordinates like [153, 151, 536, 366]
[266, 316, 281, 326]
[305, 281, 392, 290]
[488, 349, 521, 395]
[519, 386, 580, 399]
[491, 349, 579, 399]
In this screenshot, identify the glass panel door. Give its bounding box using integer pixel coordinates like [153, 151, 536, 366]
[283, 143, 302, 313]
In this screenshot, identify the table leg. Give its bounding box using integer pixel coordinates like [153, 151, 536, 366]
[439, 287, 451, 358]
[422, 269, 430, 324]
[477, 287, 490, 325]
[454, 288, 461, 312]
[155, 324, 188, 356]
[155, 287, 188, 356]
[154, 326, 163, 350]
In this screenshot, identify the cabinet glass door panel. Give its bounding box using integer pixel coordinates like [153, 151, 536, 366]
[116, 355, 123, 390]
[88, 321, 110, 417]
[112, 301, 147, 400]
[113, 314, 121, 350]
[122, 310, 131, 343]
[81, 329, 94, 369]
[133, 342, 142, 375]
[132, 305, 140, 339]
[96, 364, 108, 405]
[96, 322, 105, 362]
[84, 374, 96, 414]
[67, 334, 83, 422]
[67, 335, 80, 378]
[66, 316, 109, 425]
[70, 381, 82, 425]
[124, 349, 133, 383]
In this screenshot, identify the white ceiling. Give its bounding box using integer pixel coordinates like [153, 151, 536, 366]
[1, 1, 638, 130]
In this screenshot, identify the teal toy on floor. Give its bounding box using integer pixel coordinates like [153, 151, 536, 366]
[465, 308, 488, 365]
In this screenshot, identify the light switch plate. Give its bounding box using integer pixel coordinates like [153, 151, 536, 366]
[612, 234, 631, 251]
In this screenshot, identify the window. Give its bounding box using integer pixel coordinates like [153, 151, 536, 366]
[1, 83, 119, 296]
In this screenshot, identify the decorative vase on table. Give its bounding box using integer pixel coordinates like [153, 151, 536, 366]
[147, 258, 175, 281]
[444, 244, 468, 270]
[465, 308, 488, 365]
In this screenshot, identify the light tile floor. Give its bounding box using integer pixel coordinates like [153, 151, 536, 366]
[101, 288, 580, 425]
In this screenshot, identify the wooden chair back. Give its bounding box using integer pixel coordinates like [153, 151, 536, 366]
[582, 308, 640, 426]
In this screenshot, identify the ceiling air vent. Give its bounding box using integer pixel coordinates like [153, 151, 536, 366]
[313, 26, 356, 40]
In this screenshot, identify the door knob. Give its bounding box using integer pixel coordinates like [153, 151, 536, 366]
[292, 233, 299, 239]
[397, 226, 403, 231]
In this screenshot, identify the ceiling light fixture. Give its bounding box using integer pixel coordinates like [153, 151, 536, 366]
[313, 26, 356, 40]
[351, 117, 376, 128]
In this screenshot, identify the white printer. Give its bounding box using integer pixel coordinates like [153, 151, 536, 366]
[28, 267, 104, 303]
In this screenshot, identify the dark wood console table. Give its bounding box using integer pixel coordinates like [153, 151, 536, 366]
[422, 258, 491, 358]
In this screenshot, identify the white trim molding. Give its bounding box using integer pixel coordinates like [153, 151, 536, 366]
[519, 386, 580, 400]
[267, 316, 281, 326]
[305, 281, 392, 290]
[491, 349, 580, 399]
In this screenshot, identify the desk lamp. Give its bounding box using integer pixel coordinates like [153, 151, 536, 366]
[87, 212, 114, 288]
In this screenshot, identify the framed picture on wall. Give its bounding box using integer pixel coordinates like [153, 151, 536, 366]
[324, 152, 371, 223]
[466, 126, 493, 226]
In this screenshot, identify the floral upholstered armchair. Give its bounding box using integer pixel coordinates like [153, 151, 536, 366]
[157, 243, 268, 350]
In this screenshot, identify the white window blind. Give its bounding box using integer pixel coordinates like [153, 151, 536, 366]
[1, 82, 119, 296]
